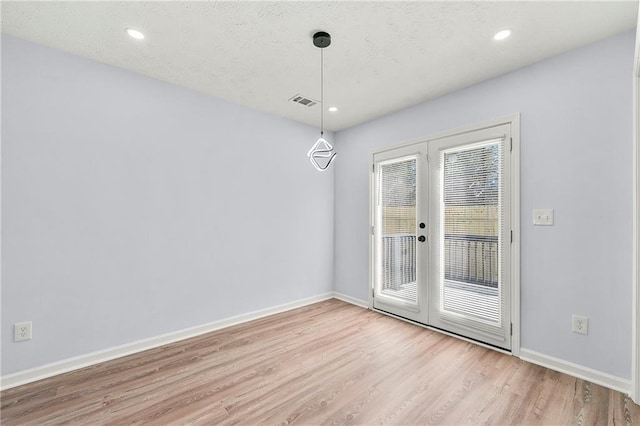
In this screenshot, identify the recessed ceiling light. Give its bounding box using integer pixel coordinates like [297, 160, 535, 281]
[125, 28, 145, 40]
[328, 106, 338, 112]
[493, 29, 512, 41]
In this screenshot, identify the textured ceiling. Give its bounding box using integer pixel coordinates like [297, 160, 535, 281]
[1, 1, 638, 131]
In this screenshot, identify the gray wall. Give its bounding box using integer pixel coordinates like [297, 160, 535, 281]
[1, 35, 334, 375]
[2, 30, 636, 381]
[334, 31, 635, 379]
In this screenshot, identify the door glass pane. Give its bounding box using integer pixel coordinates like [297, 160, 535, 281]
[441, 141, 502, 324]
[378, 158, 417, 303]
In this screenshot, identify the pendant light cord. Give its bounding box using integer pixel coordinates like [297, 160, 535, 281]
[320, 47, 324, 137]
[308, 32, 335, 172]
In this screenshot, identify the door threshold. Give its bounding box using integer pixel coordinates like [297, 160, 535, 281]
[372, 307, 512, 356]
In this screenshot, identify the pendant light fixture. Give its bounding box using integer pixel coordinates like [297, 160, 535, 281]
[307, 31, 337, 171]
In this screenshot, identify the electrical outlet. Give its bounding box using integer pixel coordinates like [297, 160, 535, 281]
[533, 209, 554, 226]
[572, 315, 588, 335]
[14, 322, 32, 342]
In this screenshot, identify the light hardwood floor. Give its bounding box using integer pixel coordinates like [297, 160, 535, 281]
[1, 299, 639, 425]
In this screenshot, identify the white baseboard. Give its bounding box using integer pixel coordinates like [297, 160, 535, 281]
[21, 293, 602, 396]
[333, 292, 369, 309]
[520, 348, 631, 394]
[0, 292, 334, 391]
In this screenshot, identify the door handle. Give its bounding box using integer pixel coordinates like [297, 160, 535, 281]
[418, 235, 426, 242]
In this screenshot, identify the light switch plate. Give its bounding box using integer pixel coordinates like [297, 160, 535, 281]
[533, 209, 554, 226]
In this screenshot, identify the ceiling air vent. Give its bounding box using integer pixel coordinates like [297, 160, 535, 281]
[289, 94, 318, 107]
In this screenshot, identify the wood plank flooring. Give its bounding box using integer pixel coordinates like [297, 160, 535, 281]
[1, 299, 639, 425]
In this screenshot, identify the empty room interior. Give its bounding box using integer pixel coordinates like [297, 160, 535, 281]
[2, 1, 640, 424]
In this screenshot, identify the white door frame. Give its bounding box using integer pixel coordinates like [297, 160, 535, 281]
[369, 114, 520, 356]
[632, 12, 640, 405]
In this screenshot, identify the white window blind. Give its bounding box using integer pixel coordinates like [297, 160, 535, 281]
[378, 157, 418, 303]
[440, 139, 504, 330]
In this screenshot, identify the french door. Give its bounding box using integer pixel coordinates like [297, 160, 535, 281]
[372, 123, 513, 350]
[371, 143, 428, 323]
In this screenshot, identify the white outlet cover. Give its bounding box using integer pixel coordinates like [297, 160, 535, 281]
[14, 321, 32, 342]
[572, 315, 588, 335]
[533, 209, 554, 226]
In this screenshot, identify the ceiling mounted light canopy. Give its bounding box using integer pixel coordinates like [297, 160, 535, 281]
[307, 31, 336, 172]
